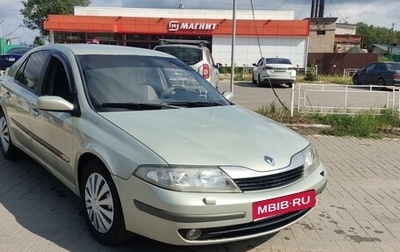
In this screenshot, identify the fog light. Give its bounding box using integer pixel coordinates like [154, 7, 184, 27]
[186, 229, 202, 240]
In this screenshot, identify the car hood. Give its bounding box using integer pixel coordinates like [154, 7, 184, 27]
[99, 106, 309, 171]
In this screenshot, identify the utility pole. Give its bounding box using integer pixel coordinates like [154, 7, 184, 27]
[389, 23, 395, 55]
[230, 0, 237, 93]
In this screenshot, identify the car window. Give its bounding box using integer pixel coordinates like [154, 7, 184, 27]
[42, 57, 74, 103]
[265, 58, 292, 64]
[387, 63, 400, 70]
[257, 58, 264, 66]
[155, 46, 203, 65]
[14, 50, 49, 91]
[365, 64, 376, 71]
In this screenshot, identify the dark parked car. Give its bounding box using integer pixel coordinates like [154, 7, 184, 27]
[352, 61, 400, 86]
[0, 47, 32, 70]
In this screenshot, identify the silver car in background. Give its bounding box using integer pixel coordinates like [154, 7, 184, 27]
[0, 44, 326, 246]
[154, 41, 221, 89]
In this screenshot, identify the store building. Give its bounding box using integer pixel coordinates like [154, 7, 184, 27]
[44, 7, 311, 67]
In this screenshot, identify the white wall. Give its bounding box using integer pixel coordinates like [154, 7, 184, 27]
[212, 36, 307, 68]
[74, 7, 294, 20]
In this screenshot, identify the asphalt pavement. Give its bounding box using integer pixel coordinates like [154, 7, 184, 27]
[0, 81, 399, 251]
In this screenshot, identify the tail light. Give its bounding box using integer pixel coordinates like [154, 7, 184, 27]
[263, 66, 274, 70]
[393, 73, 400, 80]
[203, 64, 210, 79]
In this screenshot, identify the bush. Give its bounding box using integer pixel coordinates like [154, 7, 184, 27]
[304, 68, 318, 81]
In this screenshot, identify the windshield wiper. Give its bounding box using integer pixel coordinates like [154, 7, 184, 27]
[101, 102, 180, 110]
[165, 101, 225, 108]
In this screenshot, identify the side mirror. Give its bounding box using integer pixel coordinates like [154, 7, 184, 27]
[252, 63, 257, 67]
[216, 63, 222, 69]
[222, 91, 234, 102]
[37, 96, 74, 112]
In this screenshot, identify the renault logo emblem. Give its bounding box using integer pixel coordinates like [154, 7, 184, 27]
[264, 155, 275, 166]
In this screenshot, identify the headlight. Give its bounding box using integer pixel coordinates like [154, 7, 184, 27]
[301, 144, 320, 176]
[134, 166, 241, 193]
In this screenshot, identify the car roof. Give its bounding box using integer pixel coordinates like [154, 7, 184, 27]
[30, 44, 176, 58]
[6, 47, 33, 54]
[155, 44, 203, 49]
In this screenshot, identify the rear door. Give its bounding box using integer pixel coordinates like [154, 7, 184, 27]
[361, 63, 377, 84]
[1, 50, 49, 152]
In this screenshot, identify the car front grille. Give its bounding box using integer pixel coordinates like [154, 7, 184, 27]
[178, 208, 311, 241]
[233, 166, 304, 192]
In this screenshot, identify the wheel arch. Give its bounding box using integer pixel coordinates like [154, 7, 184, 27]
[77, 153, 105, 196]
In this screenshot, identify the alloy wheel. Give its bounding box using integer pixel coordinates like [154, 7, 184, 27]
[0, 116, 10, 152]
[84, 172, 114, 233]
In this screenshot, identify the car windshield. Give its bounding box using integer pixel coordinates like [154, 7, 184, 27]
[265, 58, 292, 64]
[154, 46, 202, 65]
[78, 55, 229, 112]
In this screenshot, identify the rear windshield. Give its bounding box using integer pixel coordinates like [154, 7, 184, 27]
[387, 63, 400, 70]
[265, 58, 292, 64]
[155, 46, 203, 65]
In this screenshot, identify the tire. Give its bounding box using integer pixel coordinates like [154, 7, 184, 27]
[257, 74, 264, 87]
[0, 110, 23, 160]
[377, 78, 385, 86]
[287, 83, 293, 88]
[80, 159, 126, 246]
[252, 74, 257, 84]
[353, 75, 360, 85]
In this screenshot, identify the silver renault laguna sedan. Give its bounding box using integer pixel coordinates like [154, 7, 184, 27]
[0, 44, 327, 246]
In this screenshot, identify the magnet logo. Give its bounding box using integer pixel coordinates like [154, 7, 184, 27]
[168, 21, 218, 32]
[168, 21, 180, 32]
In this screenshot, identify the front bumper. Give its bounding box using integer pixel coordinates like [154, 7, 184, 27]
[114, 163, 327, 246]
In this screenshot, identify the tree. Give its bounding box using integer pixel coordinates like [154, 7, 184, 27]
[356, 22, 400, 52]
[20, 0, 90, 37]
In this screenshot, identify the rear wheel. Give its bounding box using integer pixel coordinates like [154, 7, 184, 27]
[377, 78, 385, 86]
[80, 159, 126, 246]
[0, 110, 22, 159]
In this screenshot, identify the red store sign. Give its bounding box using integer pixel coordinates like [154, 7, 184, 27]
[168, 21, 218, 32]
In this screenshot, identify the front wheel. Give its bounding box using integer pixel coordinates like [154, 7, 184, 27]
[251, 74, 257, 84]
[353, 75, 360, 85]
[80, 159, 126, 246]
[0, 110, 23, 159]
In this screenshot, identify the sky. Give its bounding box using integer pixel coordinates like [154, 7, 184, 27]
[0, 0, 398, 45]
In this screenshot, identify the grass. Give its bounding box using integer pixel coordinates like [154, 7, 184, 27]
[228, 72, 400, 138]
[222, 72, 353, 85]
[256, 103, 400, 138]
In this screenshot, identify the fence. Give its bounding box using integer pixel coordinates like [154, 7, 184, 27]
[292, 83, 400, 116]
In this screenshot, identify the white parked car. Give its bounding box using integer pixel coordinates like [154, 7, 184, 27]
[252, 57, 297, 88]
[0, 44, 326, 246]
